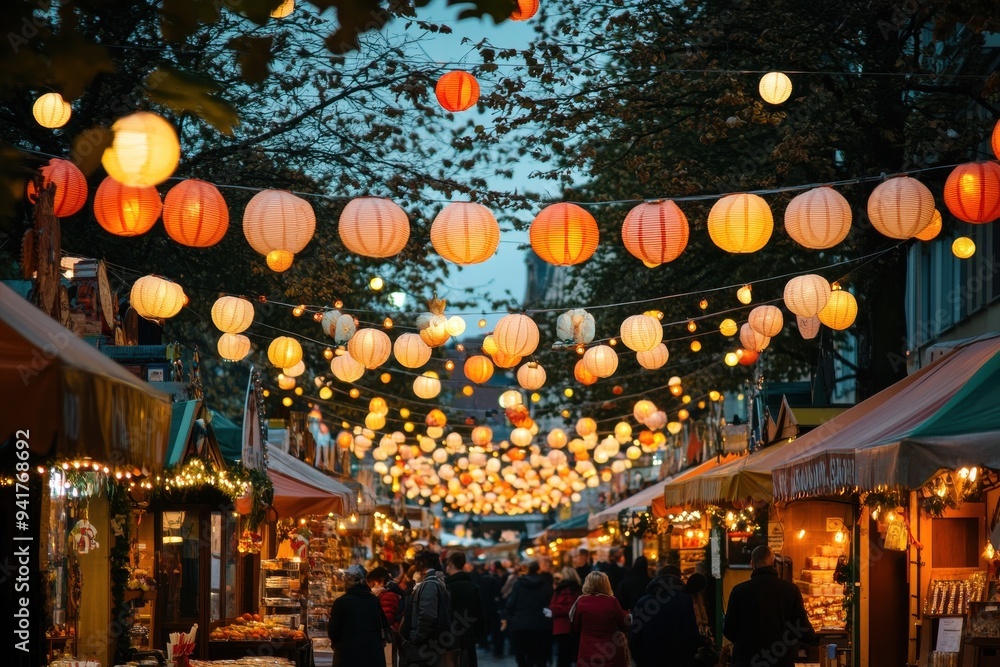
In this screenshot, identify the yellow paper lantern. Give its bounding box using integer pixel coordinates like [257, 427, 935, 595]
[33, 92, 72, 128]
[330, 353, 365, 383]
[339, 197, 410, 258]
[516, 362, 547, 390]
[818, 286, 858, 330]
[446, 316, 466, 337]
[739, 323, 770, 352]
[796, 315, 821, 340]
[393, 333, 432, 369]
[574, 359, 598, 386]
[759, 71, 792, 105]
[162, 179, 229, 248]
[583, 345, 618, 378]
[636, 343, 669, 370]
[102, 112, 180, 187]
[348, 328, 392, 369]
[690, 340, 702, 352]
[243, 189, 316, 271]
[529, 202, 600, 266]
[576, 418, 597, 438]
[431, 202, 500, 265]
[783, 274, 831, 317]
[719, 318, 739, 337]
[621, 200, 689, 265]
[724, 351, 740, 366]
[464, 355, 495, 384]
[953, 236, 976, 259]
[419, 316, 451, 348]
[211, 296, 254, 333]
[413, 371, 442, 399]
[620, 314, 663, 352]
[130, 275, 185, 320]
[93, 176, 161, 237]
[708, 193, 773, 253]
[268, 336, 303, 368]
[737, 285, 753, 305]
[915, 209, 943, 241]
[633, 399, 657, 423]
[319, 386, 333, 400]
[943, 162, 1000, 224]
[867, 176, 935, 239]
[493, 314, 540, 357]
[270, 0, 293, 18]
[217, 333, 251, 362]
[784, 186, 851, 249]
[365, 412, 387, 431]
[472, 426, 493, 446]
[281, 397, 293, 407]
[748, 305, 783, 337]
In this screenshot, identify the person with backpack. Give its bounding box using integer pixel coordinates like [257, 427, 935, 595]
[400, 551, 460, 667]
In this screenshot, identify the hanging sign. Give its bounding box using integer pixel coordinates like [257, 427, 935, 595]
[768, 522, 784, 554]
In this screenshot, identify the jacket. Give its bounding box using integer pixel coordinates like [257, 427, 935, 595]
[723, 566, 819, 667]
[615, 557, 651, 611]
[379, 580, 405, 631]
[477, 572, 502, 622]
[328, 583, 390, 667]
[549, 581, 582, 635]
[505, 573, 554, 632]
[570, 593, 629, 667]
[445, 571, 485, 648]
[630, 575, 701, 667]
[400, 570, 455, 667]
[597, 560, 625, 593]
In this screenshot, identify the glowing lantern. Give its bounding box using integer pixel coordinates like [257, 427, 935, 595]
[366, 413, 386, 431]
[268, 336, 303, 368]
[492, 350, 522, 369]
[27, 158, 87, 217]
[162, 179, 229, 247]
[339, 197, 410, 258]
[464, 356, 494, 384]
[499, 390, 523, 409]
[556, 309, 596, 344]
[270, 0, 293, 17]
[783, 274, 831, 317]
[517, 362, 547, 390]
[413, 371, 442, 399]
[943, 162, 1000, 224]
[633, 400, 657, 423]
[322, 311, 356, 343]
[818, 286, 858, 330]
[576, 418, 597, 437]
[426, 408, 447, 427]
[724, 351, 740, 366]
[867, 176, 935, 239]
[547, 429, 568, 449]
[529, 202, 600, 266]
[737, 285, 753, 305]
[719, 319, 738, 337]
[510, 0, 539, 20]
[636, 343, 669, 370]
[211, 296, 254, 333]
[994, 120, 1000, 160]
[759, 71, 792, 105]
[482, 335, 500, 356]
[369, 397, 388, 415]
[574, 359, 598, 386]
[621, 200, 689, 265]
[243, 190, 316, 271]
[130, 275, 185, 320]
[420, 318, 451, 348]
[667, 421, 683, 435]
[33, 92, 71, 128]
[916, 210, 943, 241]
[784, 187, 851, 249]
[707, 193, 773, 253]
[93, 177, 161, 236]
[446, 316, 466, 336]
[583, 345, 618, 378]
[510, 428, 533, 448]
[393, 333, 432, 369]
[283, 360, 306, 378]
[331, 354, 365, 383]
[748, 305, 783, 337]
[319, 387, 333, 400]
[102, 112, 180, 187]
[739, 324, 770, 352]
[472, 426, 493, 446]
[614, 422, 632, 444]
[738, 348, 759, 365]
[348, 328, 392, 369]
[953, 236, 976, 259]
[645, 411, 667, 430]
[796, 315, 821, 340]
[431, 202, 500, 265]
[620, 314, 663, 352]
[435, 71, 480, 112]
[494, 314, 540, 357]
[218, 333, 251, 361]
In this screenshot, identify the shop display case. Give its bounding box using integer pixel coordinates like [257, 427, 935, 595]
[796, 543, 848, 630]
[305, 519, 350, 639]
[260, 558, 306, 628]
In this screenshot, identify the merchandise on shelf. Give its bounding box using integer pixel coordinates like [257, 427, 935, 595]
[924, 572, 987, 616]
[208, 616, 306, 641]
[306, 517, 350, 639]
[794, 542, 848, 630]
[258, 559, 306, 630]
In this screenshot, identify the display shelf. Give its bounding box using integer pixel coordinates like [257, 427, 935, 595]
[259, 559, 306, 629]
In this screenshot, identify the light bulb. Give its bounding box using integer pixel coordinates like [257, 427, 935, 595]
[369, 276, 385, 291]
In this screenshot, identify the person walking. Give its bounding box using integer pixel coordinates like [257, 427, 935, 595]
[328, 564, 392, 667]
[549, 567, 582, 667]
[444, 552, 484, 667]
[571, 571, 630, 667]
[477, 562, 503, 656]
[630, 567, 703, 667]
[574, 548, 593, 584]
[615, 555, 651, 611]
[596, 547, 625, 594]
[400, 551, 458, 667]
[505, 560, 553, 667]
[723, 546, 819, 667]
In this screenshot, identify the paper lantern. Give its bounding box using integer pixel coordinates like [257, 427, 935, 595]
[413, 372, 441, 399]
[943, 162, 1000, 224]
[472, 426, 493, 446]
[492, 350, 522, 369]
[916, 210, 943, 241]
[737, 285, 753, 305]
[93, 177, 161, 237]
[739, 323, 770, 352]
[270, 0, 293, 17]
[217, 333, 251, 361]
[365, 412, 386, 431]
[348, 328, 392, 369]
[419, 317, 451, 348]
[339, 197, 410, 258]
[574, 359, 597, 386]
[517, 362, 547, 390]
[331, 353, 365, 383]
[556, 308, 596, 344]
[510, 0, 539, 20]
[613, 422, 632, 444]
[446, 316, 466, 336]
[529, 203, 600, 266]
[499, 390, 524, 409]
[426, 408, 447, 428]
[547, 429, 568, 449]
[465, 355, 495, 384]
[784, 187, 851, 249]
[583, 345, 618, 378]
[243, 190, 316, 271]
[796, 315, 821, 340]
[33, 92, 71, 128]
[621, 200, 689, 265]
[162, 179, 229, 247]
[636, 343, 669, 370]
[431, 202, 500, 265]
[268, 336, 303, 368]
[510, 428, 533, 448]
[644, 410, 667, 431]
[435, 71, 480, 112]
[620, 314, 663, 352]
[724, 352, 740, 366]
[576, 418, 597, 437]
[130, 275, 185, 320]
[493, 314, 540, 357]
[953, 236, 976, 259]
[277, 374, 296, 390]
[211, 296, 254, 333]
[818, 286, 858, 330]
[994, 121, 1000, 161]
[719, 318, 739, 337]
[738, 348, 759, 365]
[748, 305, 783, 337]
[707, 193, 773, 253]
[283, 360, 306, 379]
[759, 72, 792, 105]
[102, 112, 180, 187]
[393, 333, 432, 369]
[783, 274, 831, 317]
[322, 310, 357, 343]
[27, 158, 87, 217]
[867, 176, 935, 239]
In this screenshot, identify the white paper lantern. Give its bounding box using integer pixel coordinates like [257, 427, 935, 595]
[393, 333, 432, 369]
[748, 305, 783, 337]
[348, 328, 392, 369]
[413, 371, 442, 399]
[330, 353, 365, 383]
[636, 343, 669, 370]
[783, 274, 832, 318]
[516, 362, 547, 390]
[796, 315, 821, 340]
[739, 323, 770, 352]
[784, 187, 851, 249]
[218, 333, 251, 361]
[494, 314, 540, 357]
[620, 314, 663, 352]
[211, 296, 254, 333]
[583, 345, 619, 378]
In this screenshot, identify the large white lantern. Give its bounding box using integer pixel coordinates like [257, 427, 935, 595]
[413, 371, 442, 399]
[130, 275, 185, 320]
[393, 333, 432, 369]
[493, 314, 540, 357]
[330, 354, 365, 383]
[784, 187, 851, 249]
[348, 328, 392, 369]
[583, 345, 619, 378]
[211, 296, 254, 333]
[102, 112, 180, 187]
[636, 343, 669, 370]
[516, 362, 547, 390]
[783, 274, 832, 318]
[739, 324, 770, 352]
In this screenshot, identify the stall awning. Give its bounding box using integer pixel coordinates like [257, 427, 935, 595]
[541, 512, 591, 539]
[270, 467, 347, 518]
[654, 454, 742, 515]
[268, 447, 354, 516]
[590, 483, 667, 530]
[0, 282, 171, 473]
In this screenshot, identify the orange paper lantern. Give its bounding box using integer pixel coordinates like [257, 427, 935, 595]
[339, 197, 410, 258]
[93, 177, 161, 237]
[867, 176, 935, 239]
[529, 202, 599, 266]
[163, 179, 229, 247]
[510, 0, 539, 20]
[943, 162, 1000, 224]
[621, 200, 689, 264]
[783, 186, 851, 249]
[27, 158, 87, 217]
[435, 71, 480, 112]
[431, 202, 500, 265]
[707, 193, 773, 253]
[464, 355, 495, 384]
[916, 210, 943, 241]
[574, 359, 598, 386]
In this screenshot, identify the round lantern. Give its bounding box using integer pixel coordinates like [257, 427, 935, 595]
[620, 314, 663, 352]
[737, 285, 753, 305]
[393, 333, 432, 369]
[369, 397, 388, 415]
[33, 92, 72, 128]
[748, 305, 783, 337]
[493, 314, 540, 357]
[510, 0, 539, 20]
[162, 179, 229, 247]
[27, 158, 87, 217]
[426, 408, 446, 428]
[277, 374, 296, 391]
[218, 333, 251, 361]
[993, 120, 1000, 161]
[556, 308, 596, 344]
[866, 176, 935, 239]
[510, 428, 533, 448]
[576, 417, 597, 438]
[738, 348, 759, 365]
[636, 343, 669, 370]
[464, 355, 495, 384]
[492, 350, 522, 369]
[633, 400, 656, 423]
[784, 187, 851, 249]
[102, 112, 180, 187]
[339, 197, 410, 258]
[724, 351, 740, 366]
[268, 336, 303, 368]
[348, 328, 392, 369]
[211, 296, 254, 333]
[413, 371, 442, 399]
[953, 236, 976, 259]
[783, 274, 831, 317]
[818, 286, 858, 330]
[574, 359, 598, 386]
[516, 362, 547, 390]
[435, 71, 480, 112]
[499, 390, 523, 409]
[759, 71, 792, 105]
[916, 210, 943, 241]
[796, 315, 821, 340]
[431, 202, 500, 265]
[446, 316, 466, 337]
[93, 177, 161, 236]
[472, 426, 493, 446]
[243, 189, 316, 271]
[583, 345, 618, 378]
[419, 316, 451, 348]
[644, 410, 667, 430]
[130, 275, 185, 320]
[739, 323, 770, 352]
[331, 353, 365, 383]
[547, 429, 568, 449]
[943, 162, 1000, 224]
[621, 200, 689, 265]
[365, 413, 387, 431]
[614, 422, 632, 444]
[707, 193, 773, 253]
[322, 310, 357, 343]
[719, 318, 739, 337]
[283, 360, 306, 378]
[529, 202, 600, 266]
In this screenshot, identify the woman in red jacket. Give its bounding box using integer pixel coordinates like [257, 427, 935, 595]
[570, 571, 630, 667]
[549, 567, 582, 667]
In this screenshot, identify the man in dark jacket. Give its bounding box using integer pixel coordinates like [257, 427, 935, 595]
[400, 551, 456, 667]
[616, 555, 652, 611]
[476, 562, 503, 656]
[505, 560, 553, 667]
[630, 567, 703, 667]
[574, 548, 593, 584]
[723, 546, 819, 667]
[328, 564, 391, 667]
[597, 546, 625, 593]
[444, 552, 485, 667]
